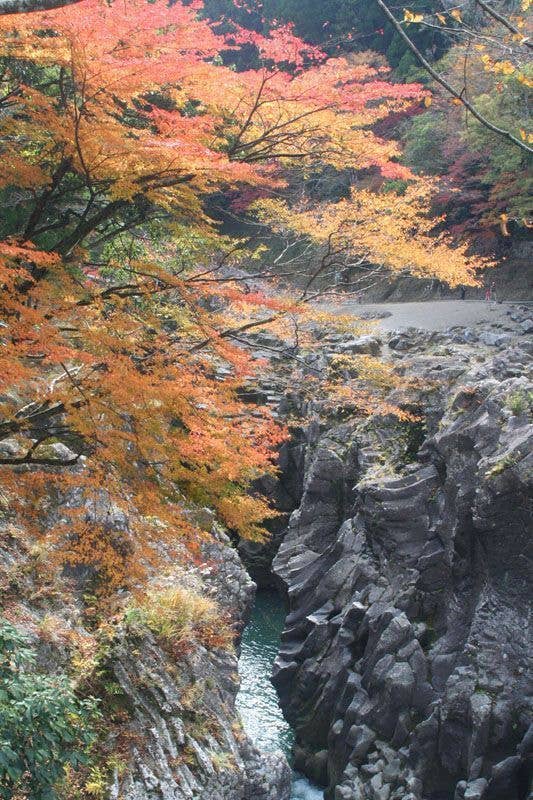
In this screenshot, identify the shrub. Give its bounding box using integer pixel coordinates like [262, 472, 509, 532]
[505, 390, 533, 416]
[126, 586, 233, 651]
[484, 452, 518, 479]
[0, 619, 99, 800]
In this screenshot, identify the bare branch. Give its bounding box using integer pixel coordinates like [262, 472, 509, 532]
[475, 0, 532, 48]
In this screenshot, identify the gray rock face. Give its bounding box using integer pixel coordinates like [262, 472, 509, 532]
[111, 529, 291, 800]
[112, 638, 291, 800]
[272, 327, 532, 800]
[478, 331, 512, 348]
[239, 429, 308, 587]
[337, 336, 383, 356]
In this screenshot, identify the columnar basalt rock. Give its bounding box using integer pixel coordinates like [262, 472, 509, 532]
[272, 318, 532, 800]
[110, 529, 292, 800]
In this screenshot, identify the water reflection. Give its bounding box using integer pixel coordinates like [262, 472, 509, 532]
[236, 589, 324, 800]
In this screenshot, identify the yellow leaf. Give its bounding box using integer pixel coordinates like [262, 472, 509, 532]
[450, 8, 462, 22]
[519, 129, 527, 140]
[436, 12, 446, 24]
[403, 9, 424, 22]
[500, 214, 510, 237]
[497, 60, 516, 75]
[517, 73, 533, 87]
[424, 95, 432, 107]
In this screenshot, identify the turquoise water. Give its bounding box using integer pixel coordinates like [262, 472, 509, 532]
[236, 590, 324, 800]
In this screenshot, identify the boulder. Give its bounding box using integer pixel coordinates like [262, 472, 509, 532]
[338, 335, 382, 356]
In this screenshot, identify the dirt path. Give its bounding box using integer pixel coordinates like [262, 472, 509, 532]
[330, 299, 524, 333]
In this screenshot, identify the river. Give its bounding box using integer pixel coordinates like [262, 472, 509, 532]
[236, 589, 324, 800]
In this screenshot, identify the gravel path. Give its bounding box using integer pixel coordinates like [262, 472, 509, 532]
[330, 300, 526, 333]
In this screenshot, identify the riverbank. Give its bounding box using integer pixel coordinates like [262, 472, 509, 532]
[324, 299, 531, 332]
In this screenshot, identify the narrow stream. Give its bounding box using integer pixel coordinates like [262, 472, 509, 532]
[236, 589, 324, 800]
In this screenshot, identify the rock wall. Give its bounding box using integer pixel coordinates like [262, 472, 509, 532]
[109, 528, 292, 800]
[361, 240, 533, 303]
[0, 513, 291, 799]
[272, 312, 533, 800]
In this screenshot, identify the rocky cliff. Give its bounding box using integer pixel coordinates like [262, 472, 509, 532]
[111, 528, 291, 800]
[0, 514, 291, 800]
[361, 240, 533, 303]
[2, 302, 531, 800]
[271, 307, 533, 800]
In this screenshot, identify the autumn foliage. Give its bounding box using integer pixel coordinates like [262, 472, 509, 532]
[0, 0, 488, 598]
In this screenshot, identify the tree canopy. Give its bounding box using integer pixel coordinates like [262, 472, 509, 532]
[0, 0, 488, 598]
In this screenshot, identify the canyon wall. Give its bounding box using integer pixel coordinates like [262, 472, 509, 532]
[272, 309, 533, 800]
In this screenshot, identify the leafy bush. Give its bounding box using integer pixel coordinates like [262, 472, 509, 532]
[0, 619, 99, 800]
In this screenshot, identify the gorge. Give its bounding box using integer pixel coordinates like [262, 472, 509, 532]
[236, 301, 533, 800]
[1, 295, 531, 800]
[0, 1, 531, 798]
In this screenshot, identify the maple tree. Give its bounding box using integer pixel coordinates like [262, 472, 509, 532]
[250, 181, 485, 293]
[0, 0, 487, 599]
[204, 0, 447, 75]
